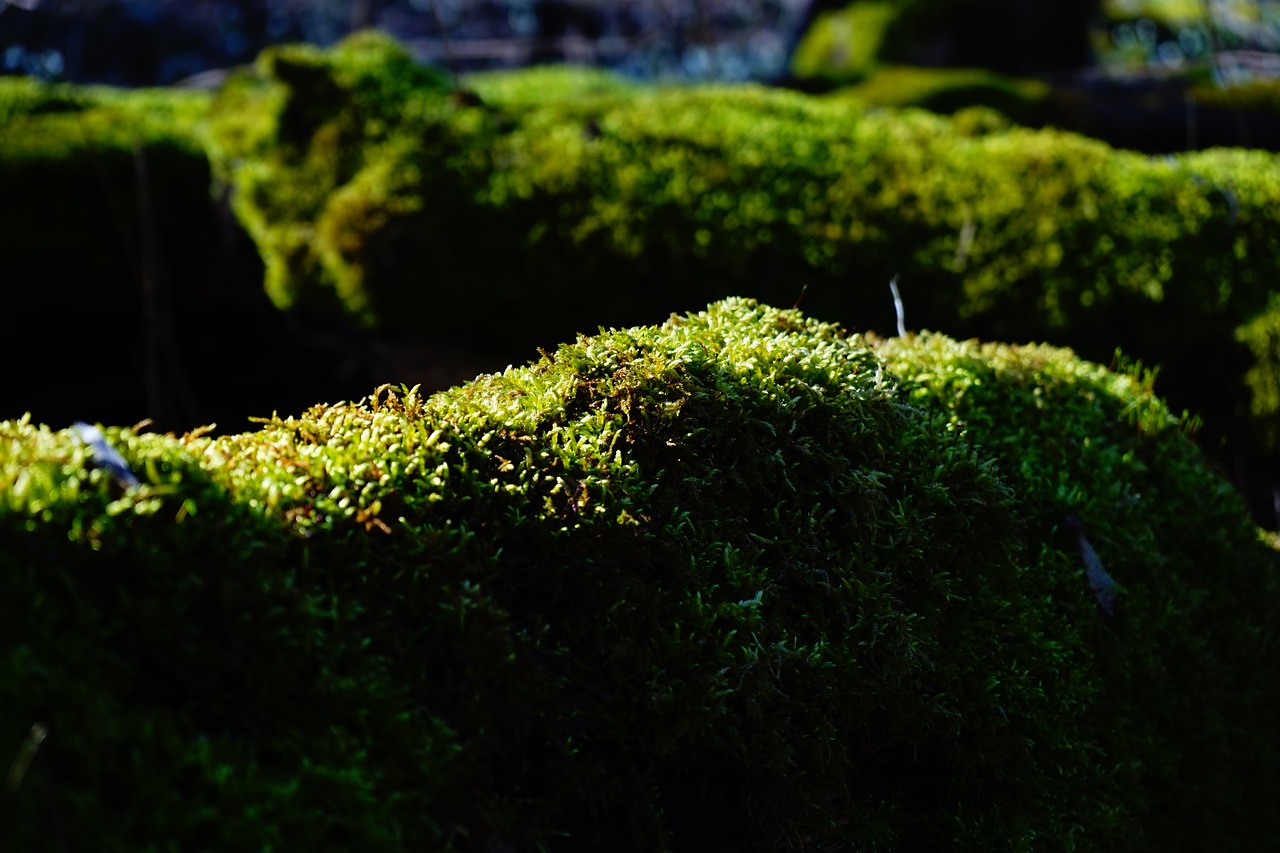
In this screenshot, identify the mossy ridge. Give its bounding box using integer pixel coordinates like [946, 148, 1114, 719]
[5, 298, 1278, 849]
[205, 32, 1280, 478]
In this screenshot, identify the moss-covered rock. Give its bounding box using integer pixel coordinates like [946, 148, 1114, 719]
[9, 31, 1280, 500]
[3, 298, 1277, 850]
[201, 32, 1280, 487]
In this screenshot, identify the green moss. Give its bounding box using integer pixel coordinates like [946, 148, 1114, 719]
[789, 1, 898, 82]
[833, 64, 1050, 124]
[460, 63, 637, 105]
[1236, 291, 1280, 454]
[3, 298, 1278, 849]
[203, 35, 1280, 476]
[205, 31, 452, 319]
[875, 329, 1280, 848]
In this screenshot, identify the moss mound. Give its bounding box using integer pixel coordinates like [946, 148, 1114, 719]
[3, 299, 1277, 850]
[9, 33, 1280, 480]
[201, 32, 1280, 484]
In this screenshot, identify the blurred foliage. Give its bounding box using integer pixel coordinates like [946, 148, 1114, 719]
[789, 1, 899, 82]
[3, 298, 1277, 849]
[830, 63, 1051, 124]
[1098, 0, 1280, 69]
[789, 0, 1100, 83]
[1236, 291, 1280, 452]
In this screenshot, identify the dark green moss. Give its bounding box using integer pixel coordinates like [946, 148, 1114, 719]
[3, 299, 1277, 850]
[876, 329, 1280, 848]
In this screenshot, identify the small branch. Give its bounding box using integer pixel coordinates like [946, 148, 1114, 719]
[889, 275, 906, 337]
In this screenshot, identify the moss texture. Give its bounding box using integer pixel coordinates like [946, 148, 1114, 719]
[3, 298, 1277, 850]
[201, 32, 1280, 477]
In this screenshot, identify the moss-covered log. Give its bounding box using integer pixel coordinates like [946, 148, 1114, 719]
[3, 299, 1276, 850]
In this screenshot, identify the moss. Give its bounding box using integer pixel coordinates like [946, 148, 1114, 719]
[3, 298, 1278, 850]
[1236, 292, 1280, 454]
[0, 77, 215, 427]
[203, 35, 1280, 478]
[833, 64, 1051, 124]
[789, 1, 899, 83]
[0, 73, 401, 435]
[875, 330, 1280, 847]
[205, 31, 451, 320]
[1101, 0, 1205, 28]
[0, 78, 210, 159]
[1189, 77, 1280, 113]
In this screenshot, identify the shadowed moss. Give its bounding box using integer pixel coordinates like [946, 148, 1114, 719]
[875, 330, 1280, 848]
[0, 73, 407, 434]
[3, 298, 1277, 850]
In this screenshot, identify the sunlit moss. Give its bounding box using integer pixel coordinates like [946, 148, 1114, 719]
[789, 0, 898, 82]
[3, 298, 1278, 849]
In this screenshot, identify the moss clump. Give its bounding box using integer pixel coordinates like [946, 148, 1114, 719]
[206, 30, 452, 321]
[789, 0, 1096, 83]
[789, 1, 899, 83]
[0, 72, 409, 434]
[3, 298, 1277, 850]
[0, 77, 214, 429]
[203, 33, 1280, 480]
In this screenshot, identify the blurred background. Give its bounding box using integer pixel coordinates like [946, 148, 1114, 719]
[2, 0, 1279, 93]
[8, 0, 1280, 154]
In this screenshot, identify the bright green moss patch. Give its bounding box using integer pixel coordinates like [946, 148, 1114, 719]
[204, 32, 1280, 477]
[205, 30, 452, 318]
[3, 299, 1277, 850]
